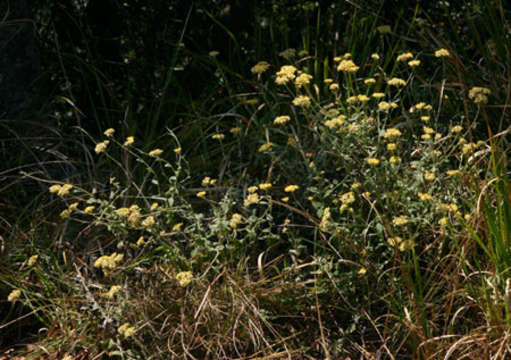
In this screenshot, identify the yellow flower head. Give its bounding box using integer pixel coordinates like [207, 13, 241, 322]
[418, 192, 433, 201]
[229, 213, 243, 229]
[274, 115, 291, 125]
[104, 128, 115, 137]
[384, 128, 402, 139]
[396, 52, 413, 62]
[7, 289, 22, 303]
[357, 94, 370, 102]
[435, 48, 450, 57]
[424, 172, 436, 181]
[55, 184, 73, 197]
[141, 215, 155, 228]
[259, 183, 272, 190]
[172, 222, 183, 232]
[387, 236, 402, 247]
[118, 323, 136, 338]
[450, 125, 463, 133]
[372, 92, 385, 99]
[294, 73, 313, 88]
[387, 143, 397, 151]
[340, 191, 355, 204]
[408, 59, 421, 67]
[196, 191, 206, 198]
[392, 215, 408, 226]
[84, 205, 95, 214]
[251, 61, 270, 75]
[173, 147, 182, 154]
[28, 254, 38, 266]
[364, 78, 376, 85]
[212, 133, 225, 140]
[468, 86, 491, 104]
[105, 285, 122, 299]
[389, 156, 401, 164]
[148, 148, 163, 157]
[284, 184, 299, 193]
[124, 136, 135, 146]
[337, 59, 359, 73]
[365, 158, 380, 166]
[275, 65, 297, 85]
[387, 78, 406, 87]
[95, 140, 110, 154]
[292, 95, 311, 108]
[258, 142, 274, 152]
[378, 101, 391, 111]
[243, 193, 260, 207]
[329, 83, 339, 91]
[94, 252, 124, 271]
[176, 271, 193, 287]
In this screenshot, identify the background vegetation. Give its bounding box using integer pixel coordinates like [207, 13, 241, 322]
[1, 0, 510, 358]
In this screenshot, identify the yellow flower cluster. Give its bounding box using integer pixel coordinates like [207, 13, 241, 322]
[365, 158, 380, 166]
[292, 95, 311, 108]
[408, 60, 421, 67]
[364, 78, 376, 85]
[94, 252, 124, 271]
[468, 86, 491, 104]
[49, 183, 73, 197]
[175, 271, 193, 287]
[389, 156, 401, 164]
[424, 172, 436, 181]
[295, 73, 313, 88]
[201, 177, 217, 186]
[284, 185, 299, 193]
[392, 215, 408, 226]
[275, 65, 297, 85]
[387, 78, 406, 87]
[434, 48, 450, 57]
[258, 142, 274, 152]
[105, 285, 122, 299]
[251, 61, 270, 75]
[28, 254, 39, 266]
[148, 148, 163, 157]
[116, 204, 141, 226]
[259, 183, 272, 190]
[337, 59, 359, 73]
[384, 128, 402, 139]
[396, 52, 413, 62]
[274, 115, 291, 125]
[141, 215, 155, 228]
[118, 323, 136, 338]
[212, 133, 225, 140]
[95, 140, 109, 154]
[418, 192, 434, 201]
[7, 289, 21, 303]
[324, 115, 345, 129]
[387, 236, 414, 251]
[244, 192, 260, 207]
[450, 125, 463, 133]
[339, 191, 355, 213]
[319, 207, 332, 231]
[60, 201, 79, 219]
[104, 128, 115, 137]
[229, 213, 243, 229]
[124, 136, 135, 146]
